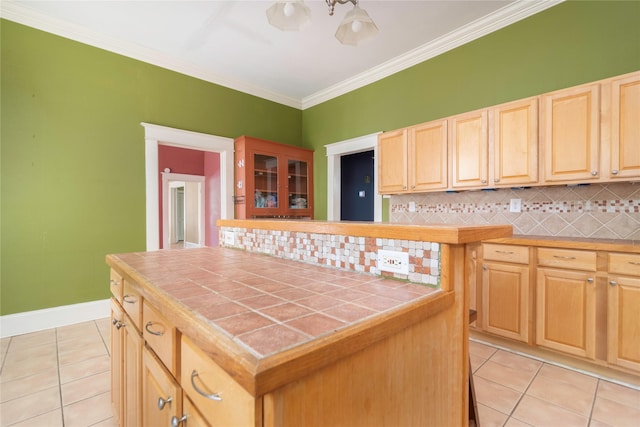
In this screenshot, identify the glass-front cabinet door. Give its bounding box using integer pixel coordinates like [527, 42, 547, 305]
[287, 159, 308, 210]
[253, 154, 279, 210]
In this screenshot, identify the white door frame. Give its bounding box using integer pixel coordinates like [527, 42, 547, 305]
[142, 122, 234, 251]
[162, 173, 205, 249]
[325, 132, 382, 222]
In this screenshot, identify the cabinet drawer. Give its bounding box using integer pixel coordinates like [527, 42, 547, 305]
[110, 269, 124, 303]
[180, 336, 256, 426]
[537, 247, 596, 271]
[143, 301, 177, 374]
[483, 244, 529, 264]
[123, 280, 142, 331]
[609, 253, 640, 277]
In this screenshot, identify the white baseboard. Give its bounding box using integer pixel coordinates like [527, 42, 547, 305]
[0, 299, 111, 338]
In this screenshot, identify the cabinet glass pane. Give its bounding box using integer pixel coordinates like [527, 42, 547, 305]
[288, 160, 308, 209]
[254, 154, 278, 209]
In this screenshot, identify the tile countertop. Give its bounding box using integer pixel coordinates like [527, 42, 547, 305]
[486, 235, 640, 253]
[106, 247, 451, 396]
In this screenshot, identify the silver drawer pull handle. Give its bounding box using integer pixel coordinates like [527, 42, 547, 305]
[110, 279, 119, 286]
[190, 370, 222, 401]
[145, 321, 165, 336]
[495, 250, 514, 255]
[123, 295, 136, 304]
[629, 261, 640, 266]
[553, 255, 576, 260]
[157, 396, 172, 410]
[171, 415, 187, 427]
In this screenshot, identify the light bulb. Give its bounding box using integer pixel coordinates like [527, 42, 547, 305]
[283, 2, 295, 17]
[351, 19, 362, 33]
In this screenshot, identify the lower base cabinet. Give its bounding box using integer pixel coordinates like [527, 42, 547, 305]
[142, 347, 181, 426]
[607, 275, 640, 371]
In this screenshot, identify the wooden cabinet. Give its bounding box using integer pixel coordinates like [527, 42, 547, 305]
[110, 300, 124, 423]
[490, 97, 539, 186]
[541, 83, 600, 183]
[378, 120, 447, 194]
[604, 71, 640, 180]
[607, 253, 640, 372]
[481, 244, 530, 342]
[536, 248, 597, 359]
[234, 136, 313, 219]
[450, 109, 489, 189]
[142, 346, 182, 427]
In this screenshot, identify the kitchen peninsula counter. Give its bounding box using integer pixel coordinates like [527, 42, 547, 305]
[107, 221, 511, 426]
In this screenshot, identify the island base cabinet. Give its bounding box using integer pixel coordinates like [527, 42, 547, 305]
[536, 268, 596, 359]
[142, 346, 182, 427]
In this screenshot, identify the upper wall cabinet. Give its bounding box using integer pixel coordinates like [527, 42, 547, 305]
[603, 71, 640, 180]
[491, 97, 539, 186]
[378, 119, 447, 194]
[234, 136, 314, 219]
[450, 110, 488, 189]
[541, 83, 600, 183]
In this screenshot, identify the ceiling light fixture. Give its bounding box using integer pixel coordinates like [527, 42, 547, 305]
[266, 0, 378, 46]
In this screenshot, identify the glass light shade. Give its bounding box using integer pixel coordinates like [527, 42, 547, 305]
[335, 5, 378, 45]
[266, 1, 311, 31]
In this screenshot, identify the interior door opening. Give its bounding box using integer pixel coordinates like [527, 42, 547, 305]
[162, 173, 205, 249]
[340, 150, 375, 221]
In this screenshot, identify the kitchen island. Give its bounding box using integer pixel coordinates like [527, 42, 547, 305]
[107, 220, 511, 426]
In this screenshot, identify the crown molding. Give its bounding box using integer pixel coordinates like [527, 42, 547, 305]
[2, 0, 563, 111]
[301, 0, 564, 109]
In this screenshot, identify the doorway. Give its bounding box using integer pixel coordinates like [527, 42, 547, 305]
[162, 173, 205, 249]
[340, 151, 374, 221]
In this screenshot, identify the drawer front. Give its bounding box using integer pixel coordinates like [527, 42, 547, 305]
[483, 244, 529, 264]
[609, 253, 640, 277]
[180, 336, 256, 426]
[123, 280, 142, 331]
[143, 301, 177, 373]
[537, 247, 596, 271]
[110, 269, 124, 303]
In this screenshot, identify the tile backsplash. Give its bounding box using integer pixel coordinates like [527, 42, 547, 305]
[390, 182, 640, 240]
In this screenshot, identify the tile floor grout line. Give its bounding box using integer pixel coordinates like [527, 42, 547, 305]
[502, 358, 545, 424]
[586, 378, 600, 426]
[55, 327, 66, 427]
[0, 337, 12, 375]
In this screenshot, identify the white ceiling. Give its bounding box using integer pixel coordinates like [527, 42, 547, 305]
[1, 0, 562, 109]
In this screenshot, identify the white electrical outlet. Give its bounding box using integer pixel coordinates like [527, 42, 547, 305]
[224, 231, 235, 246]
[409, 201, 416, 212]
[509, 198, 522, 213]
[378, 250, 409, 275]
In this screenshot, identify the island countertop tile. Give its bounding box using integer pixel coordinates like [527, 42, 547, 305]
[107, 247, 440, 358]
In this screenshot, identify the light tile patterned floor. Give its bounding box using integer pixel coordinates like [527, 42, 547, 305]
[1, 320, 639, 426]
[470, 340, 640, 427]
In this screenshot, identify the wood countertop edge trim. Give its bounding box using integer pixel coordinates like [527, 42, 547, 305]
[485, 236, 640, 253]
[218, 219, 512, 244]
[106, 254, 453, 397]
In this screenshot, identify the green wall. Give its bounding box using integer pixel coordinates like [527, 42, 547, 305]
[303, 0, 640, 220]
[2, 1, 640, 315]
[1, 20, 301, 315]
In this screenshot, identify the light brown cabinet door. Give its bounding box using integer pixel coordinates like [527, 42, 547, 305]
[110, 300, 124, 425]
[378, 129, 408, 193]
[123, 317, 143, 427]
[491, 97, 538, 186]
[142, 347, 182, 427]
[409, 120, 447, 191]
[536, 268, 596, 359]
[608, 72, 640, 180]
[607, 275, 640, 372]
[451, 110, 488, 189]
[482, 262, 529, 342]
[541, 83, 600, 182]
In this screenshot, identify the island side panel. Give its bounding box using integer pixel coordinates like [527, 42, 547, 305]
[262, 243, 469, 427]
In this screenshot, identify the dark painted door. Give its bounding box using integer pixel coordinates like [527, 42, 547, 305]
[341, 150, 374, 221]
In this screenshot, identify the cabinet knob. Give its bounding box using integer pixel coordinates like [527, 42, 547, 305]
[402, 186, 407, 190]
[481, 180, 487, 184]
[494, 178, 500, 183]
[482, 265, 488, 271]
[609, 280, 617, 286]
[587, 277, 594, 283]
[612, 169, 619, 175]
[591, 171, 598, 176]
[171, 415, 187, 427]
[158, 396, 173, 410]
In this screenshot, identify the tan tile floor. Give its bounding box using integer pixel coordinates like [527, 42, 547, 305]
[470, 340, 640, 427]
[1, 319, 639, 426]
